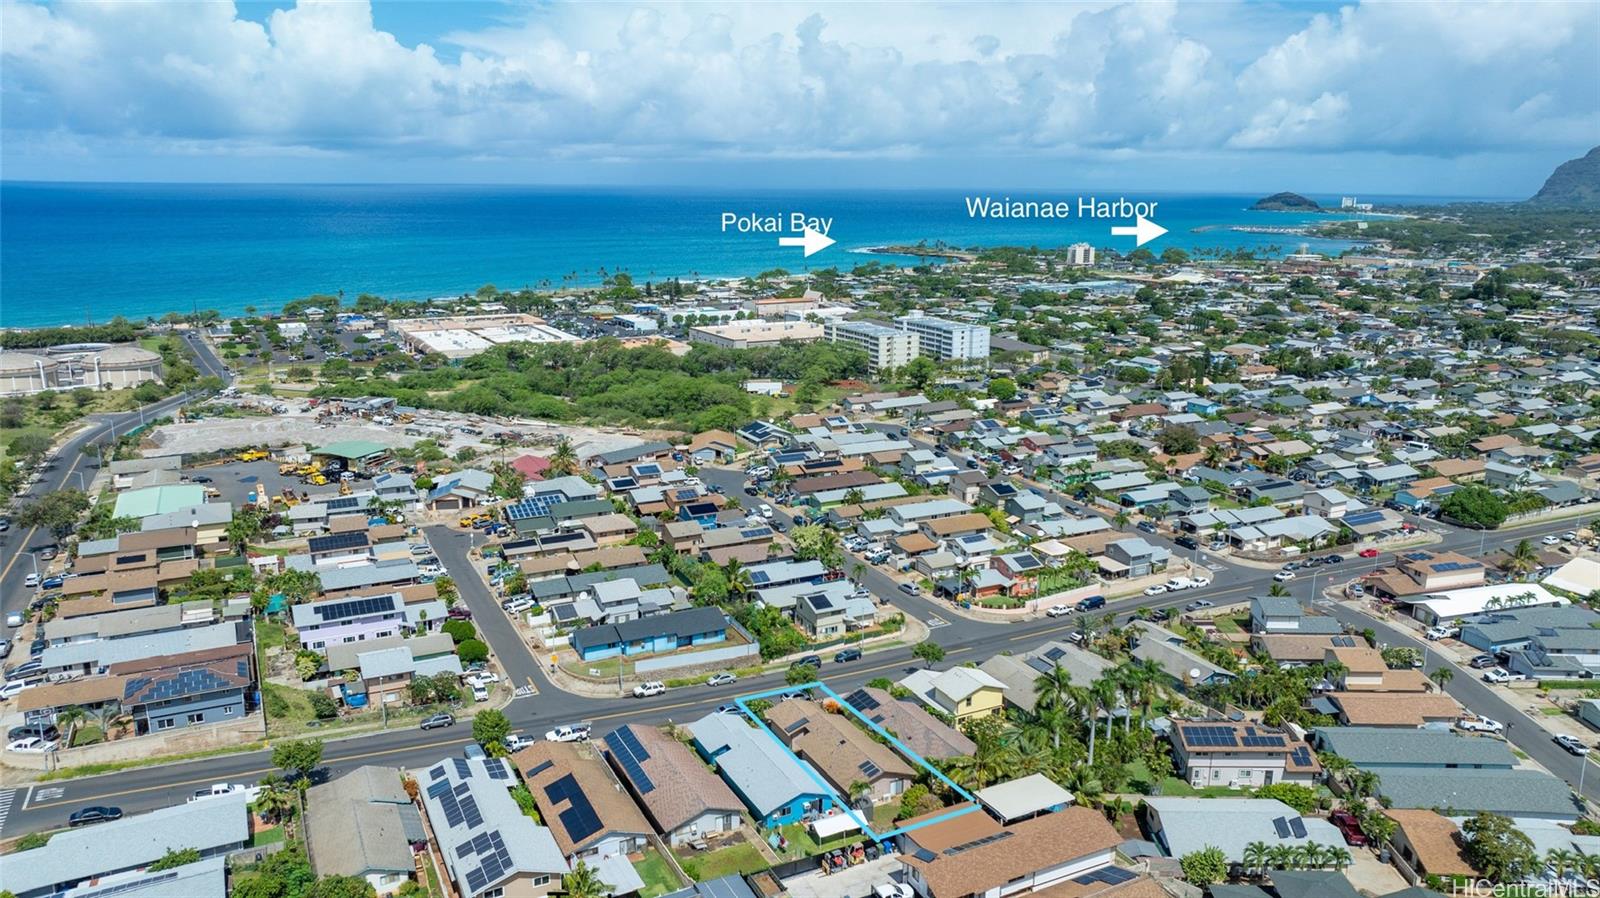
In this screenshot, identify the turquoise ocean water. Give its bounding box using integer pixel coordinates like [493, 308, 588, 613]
[0, 183, 1448, 328]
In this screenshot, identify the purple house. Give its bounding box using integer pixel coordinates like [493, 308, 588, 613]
[292, 593, 409, 653]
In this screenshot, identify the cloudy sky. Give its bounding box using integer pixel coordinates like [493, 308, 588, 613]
[2, 0, 1596, 195]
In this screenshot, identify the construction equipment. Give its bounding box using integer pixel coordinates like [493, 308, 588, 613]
[338, 481, 352, 496]
[278, 462, 299, 476]
[237, 449, 268, 462]
[306, 473, 328, 486]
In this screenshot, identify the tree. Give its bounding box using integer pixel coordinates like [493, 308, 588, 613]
[912, 641, 945, 668]
[1032, 663, 1076, 750]
[1158, 425, 1200, 455]
[987, 377, 1017, 401]
[562, 860, 613, 898]
[789, 524, 842, 568]
[16, 489, 91, 539]
[786, 663, 819, 686]
[457, 638, 490, 664]
[1438, 485, 1508, 530]
[54, 705, 88, 746]
[1462, 812, 1538, 882]
[1429, 666, 1454, 692]
[902, 356, 937, 390]
[271, 738, 324, 780]
[1179, 846, 1229, 886]
[1506, 538, 1540, 575]
[1242, 840, 1270, 877]
[441, 619, 477, 644]
[253, 781, 298, 823]
[308, 692, 338, 720]
[1254, 783, 1319, 815]
[305, 876, 377, 898]
[473, 709, 512, 753]
[148, 847, 202, 871]
[549, 437, 579, 477]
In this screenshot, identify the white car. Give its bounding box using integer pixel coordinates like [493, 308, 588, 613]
[633, 681, 667, 698]
[1543, 535, 1561, 546]
[758, 504, 774, 520]
[1189, 576, 1212, 588]
[1482, 668, 1527, 684]
[471, 684, 489, 702]
[0, 680, 36, 701]
[418, 564, 445, 576]
[1424, 625, 1459, 641]
[1273, 570, 1297, 582]
[465, 671, 500, 686]
[1457, 715, 1505, 734]
[189, 783, 261, 803]
[1555, 734, 1591, 756]
[1045, 604, 1072, 618]
[24, 573, 41, 589]
[706, 672, 738, 687]
[875, 883, 914, 898]
[1165, 577, 1194, 591]
[6, 736, 55, 753]
[545, 724, 591, 743]
[505, 734, 536, 752]
[1143, 584, 1167, 595]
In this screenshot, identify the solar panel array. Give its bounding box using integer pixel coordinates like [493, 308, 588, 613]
[783, 715, 811, 734]
[505, 495, 561, 520]
[452, 758, 472, 779]
[749, 570, 772, 585]
[1007, 554, 1043, 571]
[486, 759, 510, 781]
[1289, 746, 1314, 767]
[1272, 816, 1291, 838]
[943, 830, 1014, 857]
[545, 773, 603, 844]
[461, 831, 514, 896]
[525, 759, 555, 779]
[1072, 867, 1137, 886]
[308, 531, 369, 554]
[1181, 725, 1239, 747]
[124, 666, 240, 703]
[312, 594, 397, 621]
[808, 594, 835, 611]
[1432, 560, 1483, 572]
[1043, 646, 1067, 662]
[429, 777, 484, 829]
[325, 496, 361, 511]
[1344, 510, 1388, 526]
[1241, 726, 1286, 748]
[1289, 818, 1308, 838]
[859, 760, 881, 778]
[739, 526, 773, 539]
[1332, 635, 1358, 647]
[609, 726, 656, 794]
[845, 690, 879, 713]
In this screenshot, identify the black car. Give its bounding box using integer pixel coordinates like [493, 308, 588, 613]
[69, 806, 123, 827]
[1075, 595, 1107, 612]
[1325, 554, 1345, 564]
[420, 712, 455, 730]
[1174, 536, 1199, 550]
[792, 655, 824, 670]
[834, 648, 862, 663]
[8, 723, 59, 743]
[188, 475, 212, 484]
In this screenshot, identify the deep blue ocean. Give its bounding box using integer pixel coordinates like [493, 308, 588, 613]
[0, 182, 1455, 328]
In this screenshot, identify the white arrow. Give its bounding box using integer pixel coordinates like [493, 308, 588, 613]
[1110, 215, 1168, 247]
[778, 226, 836, 258]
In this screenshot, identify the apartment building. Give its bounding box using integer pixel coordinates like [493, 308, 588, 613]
[894, 313, 991, 361]
[687, 320, 823, 349]
[1066, 242, 1096, 266]
[825, 319, 919, 373]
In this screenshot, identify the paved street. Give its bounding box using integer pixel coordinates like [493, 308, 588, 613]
[423, 524, 548, 696]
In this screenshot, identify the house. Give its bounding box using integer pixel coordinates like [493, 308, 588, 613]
[1324, 692, 1461, 728]
[1366, 550, 1487, 602]
[980, 641, 1116, 714]
[837, 687, 976, 760]
[1405, 583, 1567, 627]
[897, 666, 1007, 722]
[1129, 620, 1235, 687]
[306, 766, 425, 895]
[1358, 463, 1419, 491]
[686, 429, 739, 463]
[569, 606, 731, 662]
[766, 700, 916, 804]
[1312, 727, 1515, 771]
[1326, 645, 1430, 692]
[1142, 797, 1342, 863]
[346, 635, 463, 704]
[292, 592, 415, 653]
[1384, 809, 1477, 882]
[895, 805, 1123, 898]
[1250, 633, 1349, 668]
[418, 756, 569, 898]
[601, 723, 745, 847]
[972, 773, 1075, 824]
[1249, 596, 1345, 635]
[1102, 537, 1170, 578]
[0, 793, 249, 898]
[794, 590, 875, 637]
[1376, 769, 1580, 821]
[1302, 487, 1356, 519]
[1168, 719, 1320, 789]
[424, 468, 495, 511]
[123, 656, 252, 734]
[687, 710, 834, 827]
[512, 741, 653, 895]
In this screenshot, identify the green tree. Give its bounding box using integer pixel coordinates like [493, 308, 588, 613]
[911, 641, 945, 668]
[549, 437, 579, 477]
[271, 738, 324, 780]
[1462, 812, 1538, 882]
[473, 709, 512, 754]
[54, 705, 88, 746]
[441, 619, 477, 644]
[902, 356, 938, 390]
[1438, 485, 1508, 530]
[457, 639, 490, 664]
[16, 489, 91, 539]
[1179, 846, 1229, 887]
[305, 876, 377, 898]
[986, 377, 1017, 401]
[1158, 425, 1200, 455]
[148, 847, 202, 871]
[786, 662, 819, 686]
[1429, 666, 1454, 692]
[562, 860, 613, 898]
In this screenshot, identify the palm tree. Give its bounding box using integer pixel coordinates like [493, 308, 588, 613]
[1507, 538, 1540, 576]
[1300, 842, 1327, 870]
[562, 860, 613, 898]
[1428, 666, 1454, 692]
[252, 782, 297, 823]
[1086, 678, 1118, 766]
[1547, 847, 1579, 885]
[1032, 663, 1076, 750]
[93, 701, 125, 738]
[1242, 840, 1270, 877]
[1057, 764, 1103, 805]
[848, 780, 872, 810]
[549, 437, 578, 477]
[948, 736, 1020, 790]
[1101, 795, 1133, 824]
[1112, 509, 1131, 531]
[1348, 769, 1381, 801]
[1326, 845, 1353, 871]
[55, 705, 88, 747]
[1268, 583, 1291, 597]
[1266, 843, 1298, 871]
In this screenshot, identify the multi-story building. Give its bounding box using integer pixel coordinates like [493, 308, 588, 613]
[825, 319, 919, 373]
[1169, 719, 1322, 789]
[1066, 242, 1096, 266]
[894, 313, 990, 361]
[686, 319, 823, 349]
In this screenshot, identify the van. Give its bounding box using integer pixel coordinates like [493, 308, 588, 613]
[504, 597, 534, 615]
[1075, 595, 1107, 612]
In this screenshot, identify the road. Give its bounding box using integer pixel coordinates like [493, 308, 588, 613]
[423, 525, 548, 695]
[0, 332, 230, 642]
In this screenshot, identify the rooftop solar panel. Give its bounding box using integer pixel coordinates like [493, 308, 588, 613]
[1272, 816, 1291, 838]
[1289, 817, 1308, 838]
[525, 759, 555, 778]
[845, 690, 880, 713]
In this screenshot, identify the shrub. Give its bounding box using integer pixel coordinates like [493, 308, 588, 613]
[441, 619, 477, 645]
[308, 692, 338, 720]
[457, 639, 490, 664]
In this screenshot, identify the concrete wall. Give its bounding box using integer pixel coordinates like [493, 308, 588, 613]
[634, 641, 759, 675]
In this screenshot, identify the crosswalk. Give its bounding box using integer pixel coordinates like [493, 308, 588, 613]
[0, 789, 15, 838]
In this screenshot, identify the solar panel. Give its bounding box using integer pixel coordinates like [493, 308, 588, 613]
[845, 690, 879, 713]
[809, 594, 834, 611]
[783, 716, 811, 734]
[1043, 647, 1067, 662]
[859, 761, 881, 777]
[608, 726, 656, 794]
[1290, 746, 1314, 766]
[465, 869, 488, 894]
[525, 759, 555, 778]
[309, 531, 369, 554]
[749, 571, 771, 585]
[429, 764, 446, 782]
[944, 831, 1014, 856]
[1272, 816, 1291, 838]
[452, 758, 472, 779]
[313, 594, 398, 621]
[1289, 818, 1308, 839]
[427, 779, 451, 799]
[486, 760, 509, 780]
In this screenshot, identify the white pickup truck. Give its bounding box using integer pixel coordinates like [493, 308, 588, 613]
[189, 783, 261, 803]
[1456, 715, 1505, 735]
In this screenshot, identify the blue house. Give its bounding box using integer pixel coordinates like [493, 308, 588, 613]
[1186, 398, 1222, 417]
[124, 657, 252, 735]
[569, 607, 731, 662]
[686, 711, 833, 827]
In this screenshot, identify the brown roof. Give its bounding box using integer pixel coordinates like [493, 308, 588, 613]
[1329, 646, 1387, 675]
[17, 675, 127, 712]
[56, 590, 159, 619]
[1031, 875, 1171, 898]
[600, 724, 743, 834]
[510, 741, 652, 856]
[118, 527, 198, 551]
[897, 801, 998, 850]
[1252, 634, 1343, 662]
[572, 545, 648, 569]
[1471, 434, 1520, 452]
[1386, 809, 1476, 877]
[688, 430, 737, 452]
[1061, 531, 1121, 556]
[1431, 458, 1487, 478]
[328, 516, 367, 534]
[892, 533, 938, 555]
[1329, 691, 1461, 726]
[792, 470, 882, 495]
[108, 641, 253, 676]
[901, 807, 1121, 898]
[1342, 669, 1432, 693]
[704, 544, 773, 566]
[765, 701, 915, 791]
[921, 513, 992, 537]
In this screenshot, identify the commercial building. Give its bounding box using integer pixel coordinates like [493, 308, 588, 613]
[0, 350, 61, 394]
[390, 314, 581, 360]
[825, 320, 919, 373]
[686, 319, 823, 349]
[895, 313, 990, 361]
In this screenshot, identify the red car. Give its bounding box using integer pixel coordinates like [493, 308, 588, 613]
[1358, 548, 1380, 558]
[1329, 809, 1369, 846]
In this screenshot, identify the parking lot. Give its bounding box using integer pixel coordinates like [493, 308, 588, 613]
[783, 853, 903, 898]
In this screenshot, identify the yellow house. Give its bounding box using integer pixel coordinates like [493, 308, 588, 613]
[899, 667, 1007, 722]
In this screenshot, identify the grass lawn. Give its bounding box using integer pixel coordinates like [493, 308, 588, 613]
[256, 618, 290, 651]
[1539, 706, 1568, 717]
[1154, 776, 1247, 798]
[263, 681, 320, 735]
[1211, 615, 1249, 635]
[632, 847, 683, 898]
[674, 841, 770, 880]
[69, 724, 105, 747]
[777, 821, 862, 858]
[252, 827, 286, 847]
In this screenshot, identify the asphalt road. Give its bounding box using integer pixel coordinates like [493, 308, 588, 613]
[423, 525, 548, 694]
[0, 332, 230, 642]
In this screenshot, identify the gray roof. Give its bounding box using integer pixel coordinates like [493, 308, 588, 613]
[306, 766, 422, 878]
[40, 621, 241, 670]
[419, 756, 568, 896]
[1145, 796, 1342, 862]
[1377, 769, 1580, 819]
[60, 856, 228, 898]
[687, 711, 828, 818]
[1252, 595, 1302, 618]
[1312, 727, 1515, 769]
[325, 632, 454, 672]
[140, 502, 234, 531]
[0, 793, 248, 896]
[315, 558, 420, 592]
[1270, 870, 1364, 898]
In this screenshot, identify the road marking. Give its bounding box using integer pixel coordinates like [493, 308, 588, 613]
[0, 788, 14, 836]
[926, 616, 949, 629]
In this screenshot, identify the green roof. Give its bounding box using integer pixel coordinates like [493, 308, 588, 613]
[313, 440, 390, 460]
[113, 484, 207, 520]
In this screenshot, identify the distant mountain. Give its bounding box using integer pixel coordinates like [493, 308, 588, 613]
[1251, 192, 1320, 211]
[1529, 146, 1600, 207]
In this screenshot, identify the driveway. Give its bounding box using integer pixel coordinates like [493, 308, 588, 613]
[784, 853, 902, 898]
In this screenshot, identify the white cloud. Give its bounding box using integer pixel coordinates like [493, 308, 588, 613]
[1, 0, 1595, 177]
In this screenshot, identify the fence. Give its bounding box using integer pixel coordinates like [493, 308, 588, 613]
[10, 713, 266, 771]
[635, 642, 760, 675]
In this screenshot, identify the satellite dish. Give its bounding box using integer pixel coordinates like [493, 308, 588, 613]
[1189, 668, 1202, 680]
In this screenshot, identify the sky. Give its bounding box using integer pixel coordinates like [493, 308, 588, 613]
[2, 0, 1597, 196]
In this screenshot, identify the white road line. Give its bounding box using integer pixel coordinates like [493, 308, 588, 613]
[0, 789, 15, 836]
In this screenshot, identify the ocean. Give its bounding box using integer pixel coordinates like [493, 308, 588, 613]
[1, 182, 1426, 328]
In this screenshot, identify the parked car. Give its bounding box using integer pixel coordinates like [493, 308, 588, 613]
[505, 734, 535, 752]
[1457, 715, 1505, 734]
[448, 606, 474, 620]
[22, 573, 39, 589]
[633, 681, 667, 698]
[1045, 604, 1072, 618]
[1183, 599, 1215, 612]
[1328, 809, 1369, 847]
[706, 672, 738, 687]
[899, 583, 921, 596]
[6, 735, 55, 753]
[1075, 595, 1106, 611]
[190, 783, 261, 803]
[1143, 584, 1167, 596]
[1136, 521, 1157, 534]
[1555, 734, 1590, 756]
[1424, 624, 1459, 641]
[7, 723, 58, 743]
[875, 884, 914, 898]
[1358, 548, 1380, 558]
[714, 704, 747, 717]
[420, 712, 455, 730]
[545, 724, 591, 743]
[0, 680, 37, 701]
[1543, 535, 1562, 546]
[1273, 570, 1297, 582]
[68, 806, 123, 827]
[3, 611, 22, 629]
[1165, 577, 1194, 591]
[834, 647, 862, 663]
[463, 742, 488, 760]
[1174, 536, 1199, 550]
[39, 576, 63, 590]
[471, 684, 489, 702]
[1469, 654, 1498, 669]
[1482, 668, 1527, 684]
